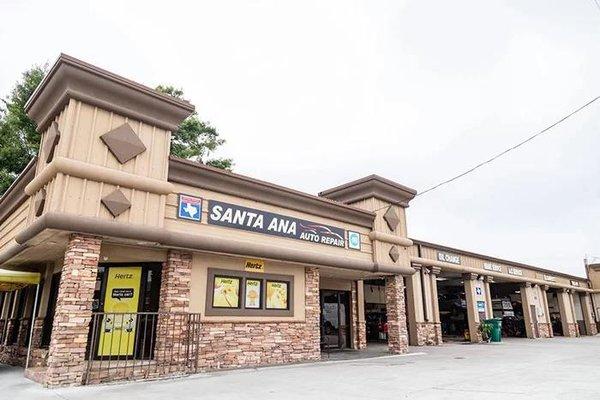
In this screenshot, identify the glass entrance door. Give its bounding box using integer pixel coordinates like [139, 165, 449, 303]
[320, 290, 351, 350]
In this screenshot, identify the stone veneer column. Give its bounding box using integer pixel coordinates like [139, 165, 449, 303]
[568, 290, 581, 337]
[155, 250, 192, 369]
[351, 281, 367, 350]
[44, 234, 102, 387]
[580, 293, 598, 336]
[304, 267, 322, 359]
[429, 267, 443, 345]
[385, 275, 408, 354]
[540, 285, 554, 338]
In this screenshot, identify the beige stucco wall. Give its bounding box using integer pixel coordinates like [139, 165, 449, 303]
[190, 253, 306, 323]
[418, 245, 587, 288]
[0, 201, 29, 250]
[28, 100, 170, 228]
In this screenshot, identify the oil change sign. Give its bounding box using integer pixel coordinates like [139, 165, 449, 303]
[98, 266, 141, 357]
[208, 200, 346, 248]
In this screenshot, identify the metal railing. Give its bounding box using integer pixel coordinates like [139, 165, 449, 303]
[85, 312, 201, 385]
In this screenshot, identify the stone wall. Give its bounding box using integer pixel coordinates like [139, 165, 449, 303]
[351, 281, 366, 350]
[565, 323, 579, 338]
[415, 322, 442, 345]
[537, 322, 553, 338]
[196, 267, 320, 370]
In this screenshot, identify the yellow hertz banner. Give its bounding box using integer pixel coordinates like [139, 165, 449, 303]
[98, 266, 142, 357]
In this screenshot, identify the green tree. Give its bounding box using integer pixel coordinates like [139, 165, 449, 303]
[156, 85, 233, 170]
[0, 65, 47, 195]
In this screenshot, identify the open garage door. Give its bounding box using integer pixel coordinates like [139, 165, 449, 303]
[489, 282, 527, 338]
[437, 276, 469, 341]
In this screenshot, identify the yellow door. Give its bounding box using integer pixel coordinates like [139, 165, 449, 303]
[97, 266, 142, 357]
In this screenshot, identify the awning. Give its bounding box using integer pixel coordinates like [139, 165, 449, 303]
[0, 268, 41, 292]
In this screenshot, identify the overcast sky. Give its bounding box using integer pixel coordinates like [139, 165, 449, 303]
[1, 1, 599, 277]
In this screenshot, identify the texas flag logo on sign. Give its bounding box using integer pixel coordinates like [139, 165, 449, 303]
[178, 195, 202, 222]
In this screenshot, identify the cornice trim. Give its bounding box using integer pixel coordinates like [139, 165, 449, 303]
[25, 54, 195, 132]
[25, 157, 174, 196]
[14, 213, 415, 276]
[368, 231, 413, 247]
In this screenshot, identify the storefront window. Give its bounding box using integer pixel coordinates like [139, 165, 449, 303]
[212, 276, 241, 308]
[244, 279, 262, 309]
[266, 280, 289, 310]
[206, 268, 293, 317]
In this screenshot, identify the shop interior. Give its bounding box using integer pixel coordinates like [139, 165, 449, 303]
[363, 279, 388, 344]
[546, 290, 563, 336]
[489, 282, 526, 338]
[437, 276, 469, 341]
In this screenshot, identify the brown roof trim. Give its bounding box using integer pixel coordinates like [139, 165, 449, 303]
[412, 238, 588, 281]
[168, 156, 376, 228]
[13, 212, 414, 276]
[25, 54, 195, 132]
[319, 174, 417, 207]
[0, 157, 37, 227]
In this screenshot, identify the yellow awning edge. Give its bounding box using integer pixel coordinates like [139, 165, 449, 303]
[0, 268, 41, 291]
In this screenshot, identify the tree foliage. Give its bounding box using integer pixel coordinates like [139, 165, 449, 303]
[0, 65, 47, 195]
[156, 85, 233, 170]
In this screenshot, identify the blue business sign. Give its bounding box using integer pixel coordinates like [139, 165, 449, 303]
[348, 231, 361, 250]
[178, 194, 202, 222]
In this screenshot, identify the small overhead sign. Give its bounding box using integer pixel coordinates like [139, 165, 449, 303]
[543, 275, 556, 282]
[178, 194, 202, 222]
[483, 262, 502, 273]
[245, 259, 265, 273]
[571, 280, 580, 287]
[348, 231, 361, 250]
[437, 251, 461, 265]
[508, 267, 523, 276]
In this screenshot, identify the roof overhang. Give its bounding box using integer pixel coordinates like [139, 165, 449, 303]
[319, 174, 417, 207]
[25, 53, 195, 132]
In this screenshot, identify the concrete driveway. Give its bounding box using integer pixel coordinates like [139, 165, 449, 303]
[2, 337, 600, 400]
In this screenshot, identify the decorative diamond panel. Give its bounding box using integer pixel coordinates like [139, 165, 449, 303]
[100, 123, 146, 164]
[101, 189, 131, 217]
[389, 245, 400, 263]
[43, 122, 61, 163]
[383, 206, 400, 231]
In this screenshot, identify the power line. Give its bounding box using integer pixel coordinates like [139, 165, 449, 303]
[371, 96, 600, 212]
[592, 0, 600, 14]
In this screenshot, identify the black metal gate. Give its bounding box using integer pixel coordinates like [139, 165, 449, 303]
[85, 312, 201, 385]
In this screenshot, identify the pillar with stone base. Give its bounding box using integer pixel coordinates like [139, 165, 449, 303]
[44, 233, 102, 387]
[463, 273, 482, 343]
[557, 289, 578, 338]
[539, 285, 554, 338]
[351, 280, 367, 350]
[155, 250, 192, 370]
[580, 293, 598, 336]
[385, 275, 408, 354]
[429, 267, 443, 345]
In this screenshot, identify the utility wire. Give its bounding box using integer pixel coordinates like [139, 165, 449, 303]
[592, 0, 600, 14]
[370, 96, 600, 213]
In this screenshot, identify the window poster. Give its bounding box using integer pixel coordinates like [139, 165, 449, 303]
[212, 276, 240, 308]
[266, 281, 288, 310]
[98, 266, 142, 357]
[245, 279, 261, 309]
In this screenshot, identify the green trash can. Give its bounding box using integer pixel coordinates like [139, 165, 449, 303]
[485, 318, 502, 342]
